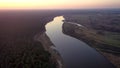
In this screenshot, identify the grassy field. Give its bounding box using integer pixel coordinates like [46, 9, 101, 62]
[104, 32, 120, 47]
[64, 13, 120, 48]
[63, 12, 120, 68]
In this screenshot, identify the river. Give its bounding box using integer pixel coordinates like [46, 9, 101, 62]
[45, 16, 115, 68]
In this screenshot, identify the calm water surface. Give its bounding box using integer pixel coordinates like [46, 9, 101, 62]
[45, 16, 114, 68]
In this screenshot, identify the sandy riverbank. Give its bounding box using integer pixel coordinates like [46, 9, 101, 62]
[62, 21, 120, 68]
[34, 32, 64, 68]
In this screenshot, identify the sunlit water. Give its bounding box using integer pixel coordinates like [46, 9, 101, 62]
[45, 16, 114, 68]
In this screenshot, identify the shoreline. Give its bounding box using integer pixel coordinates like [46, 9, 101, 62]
[63, 20, 120, 54]
[34, 32, 64, 68]
[63, 21, 120, 68]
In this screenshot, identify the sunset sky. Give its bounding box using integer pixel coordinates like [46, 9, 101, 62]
[0, 0, 120, 9]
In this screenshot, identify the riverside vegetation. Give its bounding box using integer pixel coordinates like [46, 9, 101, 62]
[0, 10, 59, 68]
[0, 9, 120, 68]
[63, 11, 120, 68]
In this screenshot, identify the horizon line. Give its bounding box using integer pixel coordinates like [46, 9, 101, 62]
[0, 8, 120, 11]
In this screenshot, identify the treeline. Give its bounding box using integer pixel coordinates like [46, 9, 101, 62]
[64, 14, 120, 32]
[0, 10, 58, 68]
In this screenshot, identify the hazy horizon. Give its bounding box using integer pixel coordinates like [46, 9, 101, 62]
[0, 0, 120, 10]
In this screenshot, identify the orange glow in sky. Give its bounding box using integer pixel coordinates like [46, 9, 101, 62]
[0, 0, 120, 9]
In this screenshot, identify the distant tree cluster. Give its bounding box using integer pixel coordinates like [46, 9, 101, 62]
[64, 14, 120, 32]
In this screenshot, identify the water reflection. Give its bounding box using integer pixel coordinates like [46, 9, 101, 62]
[45, 16, 114, 68]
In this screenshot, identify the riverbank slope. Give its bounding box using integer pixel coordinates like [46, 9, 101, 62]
[63, 14, 120, 68]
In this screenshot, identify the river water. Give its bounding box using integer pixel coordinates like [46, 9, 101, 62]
[45, 16, 115, 68]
